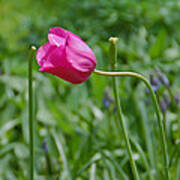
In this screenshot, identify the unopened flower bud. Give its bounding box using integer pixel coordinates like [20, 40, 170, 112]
[36, 27, 97, 84]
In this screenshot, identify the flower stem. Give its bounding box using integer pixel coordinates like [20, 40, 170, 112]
[28, 46, 36, 180]
[108, 37, 140, 180]
[93, 69, 170, 180]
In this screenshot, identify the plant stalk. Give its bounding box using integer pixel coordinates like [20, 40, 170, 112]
[108, 37, 140, 180]
[93, 69, 170, 180]
[28, 46, 36, 180]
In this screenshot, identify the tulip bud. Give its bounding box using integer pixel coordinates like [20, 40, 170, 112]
[109, 37, 118, 69]
[36, 27, 97, 84]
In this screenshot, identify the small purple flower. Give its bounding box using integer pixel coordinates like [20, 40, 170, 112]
[42, 139, 49, 153]
[155, 68, 169, 87]
[160, 93, 170, 113]
[103, 97, 111, 107]
[174, 95, 179, 105]
[159, 73, 169, 87]
[160, 99, 167, 113]
[146, 75, 160, 93]
[163, 93, 171, 106]
[102, 87, 114, 108]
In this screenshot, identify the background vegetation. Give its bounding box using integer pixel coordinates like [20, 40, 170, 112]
[0, 0, 179, 179]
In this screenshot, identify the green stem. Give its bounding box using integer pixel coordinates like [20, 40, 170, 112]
[112, 75, 140, 180]
[45, 152, 52, 179]
[108, 37, 140, 180]
[166, 87, 177, 111]
[93, 69, 170, 180]
[28, 46, 36, 180]
[163, 112, 168, 139]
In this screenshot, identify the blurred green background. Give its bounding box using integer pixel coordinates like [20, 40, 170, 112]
[0, 0, 179, 179]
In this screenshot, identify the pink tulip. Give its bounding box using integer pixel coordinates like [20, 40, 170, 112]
[36, 27, 97, 84]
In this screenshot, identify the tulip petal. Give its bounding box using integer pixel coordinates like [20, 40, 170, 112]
[39, 45, 91, 83]
[40, 45, 67, 71]
[36, 42, 56, 66]
[48, 27, 68, 47]
[42, 65, 91, 84]
[39, 61, 54, 72]
[66, 34, 96, 72]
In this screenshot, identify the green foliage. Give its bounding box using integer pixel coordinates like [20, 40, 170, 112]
[0, 0, 179, 179]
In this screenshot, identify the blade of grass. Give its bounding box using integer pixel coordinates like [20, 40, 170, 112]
[51, 129, 72, 180]
[75, 157, 100, 178]
[90, 163, 96, 180]
[131, 90, 157, 177]
[130, 138, 154, 180]
[101, 151, 129, 180]
[138, 101, 156, 167]
[92, 135, 128, 180]
[177, 160, 180, 180]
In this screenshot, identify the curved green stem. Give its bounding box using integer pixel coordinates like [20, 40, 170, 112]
[93, 69, 170, 180]
[28, 46, 36, 180]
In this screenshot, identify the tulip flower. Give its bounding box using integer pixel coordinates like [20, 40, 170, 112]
[36, 27, 97, 84]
